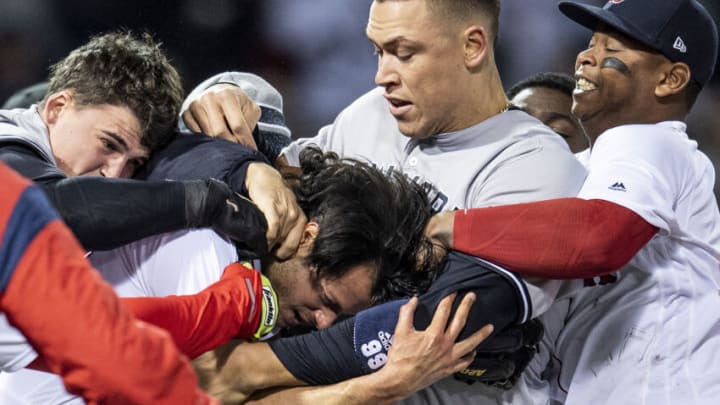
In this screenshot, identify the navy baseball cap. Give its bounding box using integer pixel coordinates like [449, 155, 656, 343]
[558, 0, 719, 87]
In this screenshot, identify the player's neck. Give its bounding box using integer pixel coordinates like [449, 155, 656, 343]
[583, 108, 687, 143]
[468, 69, 509, 124]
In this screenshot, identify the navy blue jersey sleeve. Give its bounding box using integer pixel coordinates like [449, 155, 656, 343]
[269, 252, 529, 385]
[137, 132, 269, 196]
[269, 317, 360, 385]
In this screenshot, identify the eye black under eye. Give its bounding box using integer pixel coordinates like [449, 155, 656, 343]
[601, 57, 629, 74]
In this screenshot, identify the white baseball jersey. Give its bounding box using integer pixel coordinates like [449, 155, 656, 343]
[0, 229, 237, 404]
[184, 73, 588, 405]
[546, 122, 720, 405]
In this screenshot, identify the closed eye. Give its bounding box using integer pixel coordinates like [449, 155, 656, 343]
[101, 137, 120, 153]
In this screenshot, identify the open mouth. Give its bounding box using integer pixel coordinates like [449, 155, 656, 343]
[386, 96, 412, 116]
[575, 77, 598, 93]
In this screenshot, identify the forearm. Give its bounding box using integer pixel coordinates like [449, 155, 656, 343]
[122, 263, 266, 359]
[122, 295, 246, 360]
[246, 371, 407, 405]
[452, 198, 658, 278]
[41, 177, 189, 251]
[205, 341, 302, 403]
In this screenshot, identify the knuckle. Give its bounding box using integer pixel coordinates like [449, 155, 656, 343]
[251, 103, 261, 117]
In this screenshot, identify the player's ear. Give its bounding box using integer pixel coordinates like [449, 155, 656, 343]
[655, 62, 690, 99]
[463, 24, 490, 70]
[42, 90, 74, 126]
[299, 221, 320, 248]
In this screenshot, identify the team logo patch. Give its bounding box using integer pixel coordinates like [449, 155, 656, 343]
[673, 37, 687, 53]
[608, 182, 626, 192]
[261, 286, 277, 326]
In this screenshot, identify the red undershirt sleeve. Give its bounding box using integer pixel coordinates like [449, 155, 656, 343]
[121, 262, 264, 359]
[452, 198, 658, 279]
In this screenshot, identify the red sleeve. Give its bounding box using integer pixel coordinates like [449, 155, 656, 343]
[121, 262, 264, 359]
[452, 198, 658, 279]
[0, 163, 214, 404]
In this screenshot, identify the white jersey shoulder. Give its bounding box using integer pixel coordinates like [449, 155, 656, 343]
[553, 121, 720, 405]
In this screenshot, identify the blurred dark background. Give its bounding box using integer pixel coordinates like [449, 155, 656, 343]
[2, 0, 719, 194]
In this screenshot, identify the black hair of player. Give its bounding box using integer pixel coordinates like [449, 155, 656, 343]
[292, 146, 439, 304]
[506, 72, 576, 100]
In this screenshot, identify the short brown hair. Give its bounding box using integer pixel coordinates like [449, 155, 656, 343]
[44, 32, 183, 152]
[375, 0, 501, 40]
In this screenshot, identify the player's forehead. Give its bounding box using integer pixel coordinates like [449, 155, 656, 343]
[513, 87, 572, 114]
[317, 263, 377, 315]
[366, 0, 441, 46]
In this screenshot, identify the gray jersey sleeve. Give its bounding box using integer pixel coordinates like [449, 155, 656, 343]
[280, 124, 334, 166]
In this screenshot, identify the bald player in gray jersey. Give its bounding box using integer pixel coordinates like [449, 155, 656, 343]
[181, 0, 585, 404]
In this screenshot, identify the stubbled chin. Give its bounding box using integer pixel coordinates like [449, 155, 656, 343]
[396, 119, 432, 140]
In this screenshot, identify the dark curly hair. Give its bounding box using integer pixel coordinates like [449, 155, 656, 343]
[290, 146, 439, 304]
[43, 31, 183, 152]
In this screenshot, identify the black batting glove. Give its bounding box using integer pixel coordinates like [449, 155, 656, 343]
[184, 178, 268, 257]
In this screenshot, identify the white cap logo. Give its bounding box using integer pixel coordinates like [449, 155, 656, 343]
[673, 36, 687, 53]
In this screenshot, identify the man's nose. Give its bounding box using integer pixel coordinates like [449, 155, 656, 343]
[101, 156, 131, 178]
[375, 55, 399, 88]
